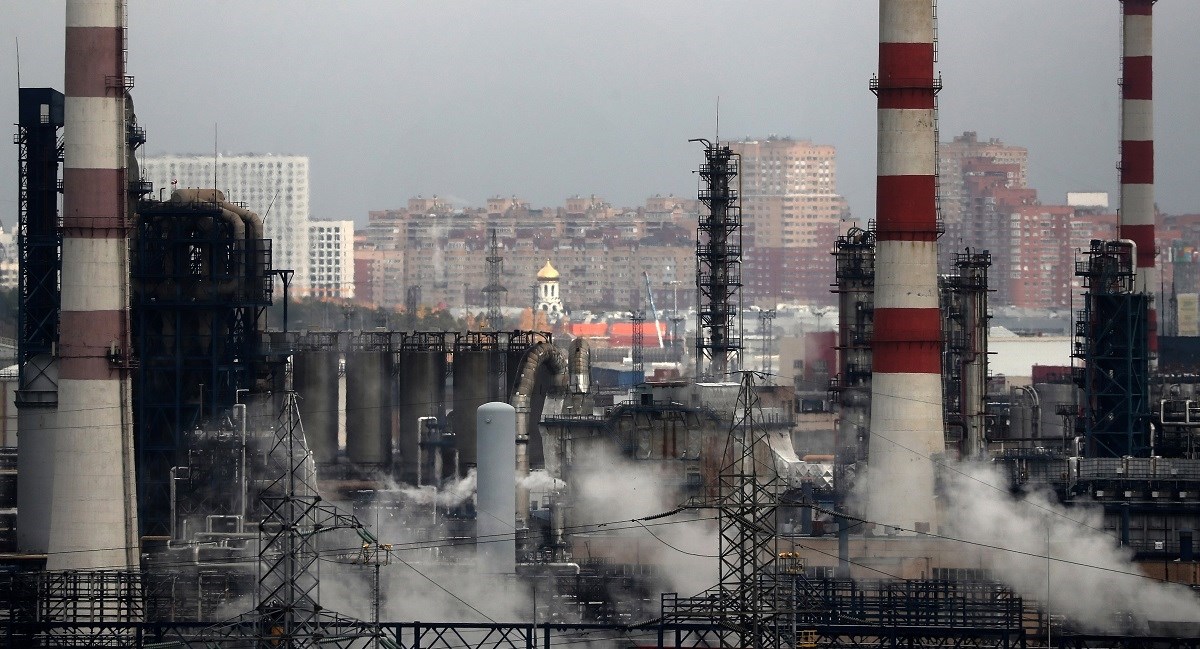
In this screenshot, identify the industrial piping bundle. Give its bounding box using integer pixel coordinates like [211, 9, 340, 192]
[51, 0, 140, 570]
[1120, 0, 1156, 356]
[864, 0, 945, 532]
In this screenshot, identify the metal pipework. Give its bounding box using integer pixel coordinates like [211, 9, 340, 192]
[510, 342, 568, 531]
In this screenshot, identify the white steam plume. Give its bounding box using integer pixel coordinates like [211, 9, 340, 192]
[381, 468, 477, 508]
[571, 444, 719, 597]
[943, 462, 1200, 633]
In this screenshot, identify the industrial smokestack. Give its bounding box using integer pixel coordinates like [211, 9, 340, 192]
[864, 0, 944, 531]
[1120, 0, 1156, 358]
[46, 0, 139, 569]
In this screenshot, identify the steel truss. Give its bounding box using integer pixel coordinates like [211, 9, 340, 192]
[14, 88, 65, 408]
[1072, 240, 1151, 457]
[483, 228, 507, 331]
[189, 392, 381, 648]
[941, 249, 991, 459]
[5, 618, 1199, 648]
[693, 139, 743, 380]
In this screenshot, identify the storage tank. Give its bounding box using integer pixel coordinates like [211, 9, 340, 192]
[293, 351, 340, 464]
[396, 350, 447, 483]
[1008, 393, 1033, 439]
[1034, 382, 1078, 441]
[346, 350, 394, 467]
[452, 350, 493, 472]
[476, 402, 516, 574]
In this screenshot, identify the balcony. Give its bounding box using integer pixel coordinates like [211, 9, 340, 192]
[105, 74, 135, 90]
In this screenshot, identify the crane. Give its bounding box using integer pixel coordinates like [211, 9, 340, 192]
[643, 271, 665, 349]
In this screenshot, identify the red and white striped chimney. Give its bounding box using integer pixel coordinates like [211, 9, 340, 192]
[1120, 0, 1156, 357]
[865, 0, 944, 531]
[49, 0, 139, 570]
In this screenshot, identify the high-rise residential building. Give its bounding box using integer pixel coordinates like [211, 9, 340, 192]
[140, 154, 311, 293]
[726, 137, 848, 306]
[308, 220, 355, 300]
[355, 196, 698, 314]
[940, 132, 1029, 223]
[1006, 204, 1075, 309]
[0, 227, 17, 289]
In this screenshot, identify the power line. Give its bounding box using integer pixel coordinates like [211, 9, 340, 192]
[806, 502, 1178, 585]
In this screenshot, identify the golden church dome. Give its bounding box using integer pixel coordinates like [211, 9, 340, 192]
[537, 260, 560, 281]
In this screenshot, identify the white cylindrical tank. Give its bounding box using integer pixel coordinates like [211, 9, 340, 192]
[476, 401, 516, 574]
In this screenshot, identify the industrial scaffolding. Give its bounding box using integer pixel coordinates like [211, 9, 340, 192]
[830, 227, 875, 463]
[941, 249, 991, 459]
[14, 88, 64, 409]
[1072, 240, 1151, 458]
[132, 196, 274, 536]
[693, 139, 743, 380]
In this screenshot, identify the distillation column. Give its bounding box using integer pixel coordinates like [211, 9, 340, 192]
[865, 0, 944, 531]
[49, 0, 140, 569]
[1120, 0, 1156, 360]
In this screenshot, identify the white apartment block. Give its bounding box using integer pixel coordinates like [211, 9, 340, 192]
[0, 227, 17, 290]
[308, 220, 355, 300]
[141, 153, 311, 293]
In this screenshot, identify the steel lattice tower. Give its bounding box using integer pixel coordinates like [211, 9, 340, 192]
[483, 228, 507, 331]
[716, 371, 786, 649]
[14, 88, 64, 555]
[693, 139, 743, 380]
[405, 284, 421, 328]
[199, 393, 381, 648]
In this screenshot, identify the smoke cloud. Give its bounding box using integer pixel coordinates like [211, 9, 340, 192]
[382, 468, 477, 508]
[518, 470, 564, 491]
[570, 445, 719, 597]
[942, 462, 1200, 633]
[319, 468, 533, 623]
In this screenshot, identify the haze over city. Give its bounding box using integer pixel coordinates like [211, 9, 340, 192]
[3, 0, 1200, 223]
[6, 2, 1200, 646]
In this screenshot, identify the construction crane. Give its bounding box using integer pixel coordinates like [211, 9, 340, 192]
[642, 271, 665, 349]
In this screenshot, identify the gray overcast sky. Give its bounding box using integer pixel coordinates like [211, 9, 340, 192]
[2, 2, 1199, 226]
